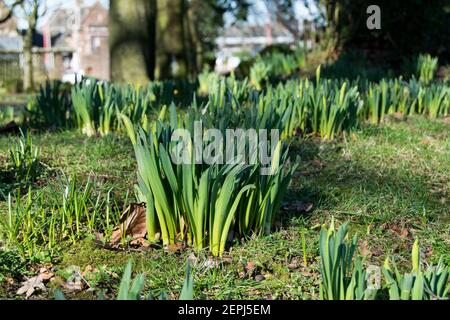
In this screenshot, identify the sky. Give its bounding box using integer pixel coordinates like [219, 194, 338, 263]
[40, 0, 108, 26]
[247, 0, 315, 25]
[13, 0, 316, 29]
[43, 0, 314, 23]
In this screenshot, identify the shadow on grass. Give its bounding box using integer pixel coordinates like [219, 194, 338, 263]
[280, 136, 448, 228]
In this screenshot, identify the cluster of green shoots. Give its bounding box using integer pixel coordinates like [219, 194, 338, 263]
[124, 104, 297, 257]
[27, 79, 196, 136]
[26, 56, 449, 143]
[8, 130, 41, 184]
[249, 49, 307, 90]
[0, 176, 123, 258]
[0, 106, 14, 126]
[383, 240, 449, 300]
[250, 60, 272, 91]
[416, 54, 439, 84]
[319, 220, 449, 300]
[319, 219, 378, 300]
[364, 78, 449, 124]
[26, 81, 72, 128]
[55, 260, 194, 300]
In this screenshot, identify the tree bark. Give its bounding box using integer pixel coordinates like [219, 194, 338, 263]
[23, 1, 38, 92]
[155, 0, 190, 79]
[109, 0, 157, 83]
[23, 32, 34, 91]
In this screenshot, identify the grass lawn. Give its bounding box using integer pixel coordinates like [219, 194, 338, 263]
[0, 115, 448, 300]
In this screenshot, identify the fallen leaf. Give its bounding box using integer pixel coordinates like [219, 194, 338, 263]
[400, 229, 409, 239]
[38, 268, 54, 281]
[166, 241, 186, 253]
[111, 203, 147, 244]
[130, 237, 150, 247]
[246, 261, 256, 272]
[359, 240, 372, 258]
[17, 276, 46, 298]
[16, 267, 55, 298]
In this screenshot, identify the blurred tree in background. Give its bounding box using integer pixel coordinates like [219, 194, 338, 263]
[109, 0, 157, 84]
[0, 0, 46, 91]
[110, 0, 250, 83]
[310, 0, 450, 63]
[110, 0, 449, 82]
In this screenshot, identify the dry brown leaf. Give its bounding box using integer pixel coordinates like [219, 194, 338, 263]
[221, 255, 233, 264]
[17, 268, 54, 298]
[400, 229, 409, 239]
[130, 237, 150, 247]
[111, 203, 147, 244]
[166, 241, 186, 253]
[17, 276, 46, 298]
[246, 261, 256, 272]
[5, 277, 15, 286]
[359, 240, 372, 258]
[17, 266, 55, 298]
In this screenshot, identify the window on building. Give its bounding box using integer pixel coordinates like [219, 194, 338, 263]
[91, 36, 101, 53]
[62, 53, 73, 69]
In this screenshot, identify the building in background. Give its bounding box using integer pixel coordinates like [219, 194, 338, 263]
[41, 0, 109, 81]
[0, 0, 22, 50]
[0, 0, 22, 90]
[0, 0, 18, 37]
[215, 22, 296, 74]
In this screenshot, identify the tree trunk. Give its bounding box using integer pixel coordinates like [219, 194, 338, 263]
[156, 0, 190, 79]
[23, 1, 39, 92]
[109, 0, 157, 83]
[23, 32, 34, 92]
